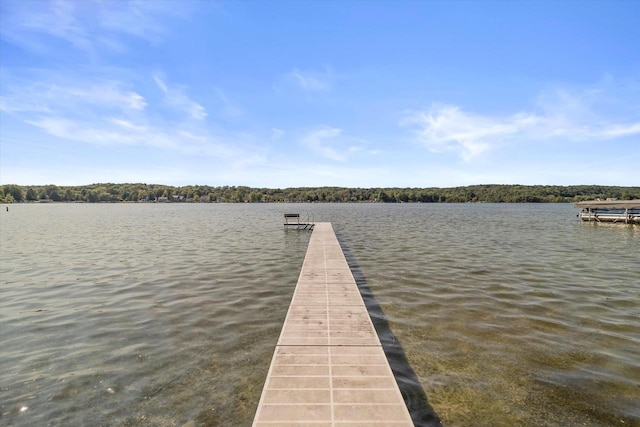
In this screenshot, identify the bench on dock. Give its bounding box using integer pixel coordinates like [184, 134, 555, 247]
[284, 213, 314, 229]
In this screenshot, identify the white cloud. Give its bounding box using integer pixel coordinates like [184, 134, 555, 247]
[2, 66, 254, 167]
[1, 72, 239, 161]
[189, 105, 207, 121]
[401, 105, 539, 161]
[0, 75, 146, 115]
[213, 88, 243, 119]
[599, 123, 640, 138]
[17, 1, 94, 53]
[23, 115, 239, 159]
[0, 0, 190, 56]
[26, 117, 139, 146]
[110, 117, 147, 132]
[288, 68, 331, 91]
[300, 127, 381, 161]
[153, 74, 207, 120]
[98, 1, 180, 43]
[72, 83, 147, 110]
[402, 85, 640, 162]
[271, 128, 285, 140]
[301, 127, 346, 161]
[152, 75, 169, 93]
[177, 130, 208, 143]
[533, 87, 640, 141]
[0, 95, 52, 114]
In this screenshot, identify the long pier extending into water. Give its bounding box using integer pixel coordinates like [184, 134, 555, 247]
[253, 222, 413, 426]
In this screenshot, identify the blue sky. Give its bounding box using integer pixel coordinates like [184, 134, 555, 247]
[1, 0, 638, 188]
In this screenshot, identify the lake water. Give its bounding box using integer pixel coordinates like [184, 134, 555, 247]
[1, 203, 638, 426]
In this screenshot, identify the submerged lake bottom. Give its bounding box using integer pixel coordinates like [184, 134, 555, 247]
[1, 203, 639, 426]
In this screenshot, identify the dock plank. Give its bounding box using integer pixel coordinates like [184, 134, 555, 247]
[253, 223, 413, 426]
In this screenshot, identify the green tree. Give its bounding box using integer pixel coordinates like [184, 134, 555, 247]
[87, 191, 99, 203]
[26, 188, 38, 201]
[2, 185, 24, 202]
[2, 193, 14, 203]
[49, 189, 61, 201]
[249, 191, 262, 202]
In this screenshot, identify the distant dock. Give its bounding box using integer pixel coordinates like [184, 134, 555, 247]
[252, 222, 413, 426]
[575, 200, 640, 224]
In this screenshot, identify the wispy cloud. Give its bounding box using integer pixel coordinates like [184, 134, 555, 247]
[21, 109, 244, 161]
[402, 85, 640, 161]
[70, 83, 148, 111]
[0, 74, 146, 115]
[271, 128, 285, 141]
[0, 0, 96, 54]
[401, 105, 540, 161]
[25, 117, 143, 146]
[153, 74, 207, 120]
[0, 70, 243, 161]
[213, 88, 243, 119]
[0, 0, 190, 57]
[300, 127, 377, 161]
[302, 127, 345, 161]
[598, 123, 640, 138]
[533, 86, 640, 140]
[288, 68, 331, 91]
[110, 117, 147, 132]
[22, 115, 237, 159]
[98, 1, 188, 43]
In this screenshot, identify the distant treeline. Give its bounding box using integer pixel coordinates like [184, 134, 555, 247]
[2, 183, 639, 204]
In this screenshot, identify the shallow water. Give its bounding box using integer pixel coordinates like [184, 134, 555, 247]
[1, 203, 638, 426]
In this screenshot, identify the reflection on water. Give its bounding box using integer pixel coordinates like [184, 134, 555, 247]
[1, 203, 639, 426]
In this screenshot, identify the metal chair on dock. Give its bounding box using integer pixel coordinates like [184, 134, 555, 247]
[284, 213, 315, 230]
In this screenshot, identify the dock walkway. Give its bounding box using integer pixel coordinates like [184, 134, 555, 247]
[253, 222, 413, 426]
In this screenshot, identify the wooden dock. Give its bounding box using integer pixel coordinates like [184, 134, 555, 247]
[253, 222, 413, 426]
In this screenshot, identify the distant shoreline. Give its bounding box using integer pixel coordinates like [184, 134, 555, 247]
[2, 183, 639, 204]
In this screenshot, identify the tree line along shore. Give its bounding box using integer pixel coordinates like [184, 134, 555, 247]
[2, 184, 639, 204]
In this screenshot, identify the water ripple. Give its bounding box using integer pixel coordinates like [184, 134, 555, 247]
[1, 203, 638, 426]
